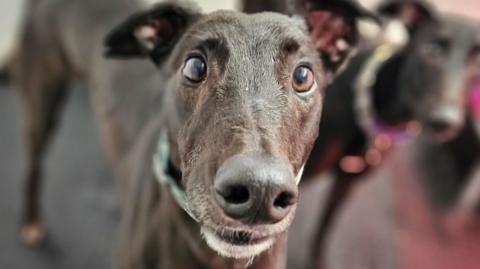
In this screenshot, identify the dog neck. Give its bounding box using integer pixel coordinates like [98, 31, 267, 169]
[412, 82, 480, 211]
[414, 121, 480, 212]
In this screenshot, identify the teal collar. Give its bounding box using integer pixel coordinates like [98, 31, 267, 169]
[153, 132, 199, 222]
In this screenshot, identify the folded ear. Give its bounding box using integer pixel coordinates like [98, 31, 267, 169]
[104, 2, 201, 65]
[289, 0, 379, 75]
[377, 0, 436, 33]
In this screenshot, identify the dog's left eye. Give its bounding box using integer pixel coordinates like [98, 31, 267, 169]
[182, 57, 207, 83]
[292, 66, 315, 94]
[422, 42, 446, 61]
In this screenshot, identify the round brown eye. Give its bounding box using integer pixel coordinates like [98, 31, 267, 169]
[292, 66, 315, 93]
[182, 56, 206, 83]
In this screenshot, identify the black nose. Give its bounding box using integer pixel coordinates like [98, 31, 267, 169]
[426, 119, 451, 133]
[214, 155, 298, 225]
[425, 108, 463, 133]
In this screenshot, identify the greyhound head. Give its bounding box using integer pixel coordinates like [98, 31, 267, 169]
[377, 0, 435, 34]
[377, 1, 480, 142]
[398, 18, 480, 142]
[104, 0, 366, 259]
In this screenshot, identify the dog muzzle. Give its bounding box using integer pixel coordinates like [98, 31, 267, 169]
[152, 132, 306, 222]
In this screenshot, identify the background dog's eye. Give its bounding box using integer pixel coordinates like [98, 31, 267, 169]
[183, 57, 206, 83]
[422, 42, 445, 59]
[292, 66, 315, 93]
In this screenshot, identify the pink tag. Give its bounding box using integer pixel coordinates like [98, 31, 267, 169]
[470, 81, 480, 120]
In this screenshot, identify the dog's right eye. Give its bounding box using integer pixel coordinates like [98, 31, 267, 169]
[292, 66, 315, 95]
[422, 42, 446, 60]
[182, 57, 207, 84]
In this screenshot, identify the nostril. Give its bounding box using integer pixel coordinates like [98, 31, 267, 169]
[267, 189, 297, 224]
[273, 191, 295, 209]
[427, 119, 451, 132]
[221, 185, 250, 205]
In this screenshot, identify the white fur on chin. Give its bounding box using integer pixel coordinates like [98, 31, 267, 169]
[201, 227, 275, 259]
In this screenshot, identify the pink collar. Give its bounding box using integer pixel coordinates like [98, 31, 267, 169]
[368, 120, 416, 144]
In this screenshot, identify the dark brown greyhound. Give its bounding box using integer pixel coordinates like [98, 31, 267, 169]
[10, 0, 373, 268]
[305, 1, 440, 265]
[323, 14, 480, 269]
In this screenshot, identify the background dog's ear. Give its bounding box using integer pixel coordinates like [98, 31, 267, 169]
[377, 0, 436, 33]
[104, 2, 201, 65]
[289, 0, 379, 75]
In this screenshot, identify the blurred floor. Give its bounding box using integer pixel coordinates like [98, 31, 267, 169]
[0, 83, 120, 269]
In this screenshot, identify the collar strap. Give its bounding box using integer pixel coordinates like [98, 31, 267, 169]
[153, 132, 307, 222]
[355, 19, 412, 142]
[153, 132, 199, 222]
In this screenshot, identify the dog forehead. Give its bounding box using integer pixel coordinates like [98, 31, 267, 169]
[187, 10, 309, 51]
[432, 17, 480, 46]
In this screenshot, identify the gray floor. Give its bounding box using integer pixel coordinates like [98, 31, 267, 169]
[0, 83, 120, 269]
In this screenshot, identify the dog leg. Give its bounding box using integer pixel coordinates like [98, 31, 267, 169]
[18, 76, 69, 246]
[309, 173, 358, 268]
[0, 68, 8, 83]
[11, 23, 70, 246]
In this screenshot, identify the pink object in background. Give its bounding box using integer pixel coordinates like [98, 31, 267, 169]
[470, 81, 480, 120]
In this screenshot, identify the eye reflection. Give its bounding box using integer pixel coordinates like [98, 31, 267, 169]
[182, 57, 207, 83]
[292, 66, 315, 94]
